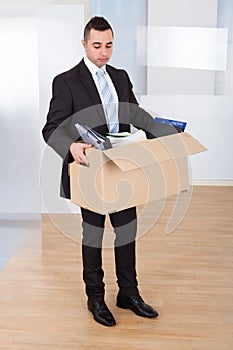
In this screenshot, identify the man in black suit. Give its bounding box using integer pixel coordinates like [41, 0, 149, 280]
[42, 16, 177, 327]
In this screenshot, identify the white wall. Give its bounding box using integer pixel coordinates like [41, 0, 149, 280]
[143, 0, 233, 183]
[140, 95, 233, 182]
[147, 0, 218, 95]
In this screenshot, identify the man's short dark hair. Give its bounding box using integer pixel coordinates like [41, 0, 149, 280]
[83, 16, 114, 42]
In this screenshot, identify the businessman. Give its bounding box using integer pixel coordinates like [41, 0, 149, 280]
[42, 16, 177, 327]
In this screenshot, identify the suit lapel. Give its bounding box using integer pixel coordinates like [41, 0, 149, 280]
[79, 59, 101, 105]
[79, 59, 107, 125]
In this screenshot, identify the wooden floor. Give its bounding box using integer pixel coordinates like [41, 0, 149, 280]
[0, 186, 233, 349]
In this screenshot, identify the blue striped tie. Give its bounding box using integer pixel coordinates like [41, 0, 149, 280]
[96, 68, 119, 133]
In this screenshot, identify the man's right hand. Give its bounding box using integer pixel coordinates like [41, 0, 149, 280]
[70, 142, 92, 166]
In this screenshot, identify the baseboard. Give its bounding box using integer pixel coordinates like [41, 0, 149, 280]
[191, 179, 233, 186]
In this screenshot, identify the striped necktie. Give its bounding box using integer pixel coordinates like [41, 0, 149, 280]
[96, 68, 119, 133]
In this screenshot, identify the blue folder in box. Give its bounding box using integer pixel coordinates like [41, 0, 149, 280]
[154, 117, 187, 132]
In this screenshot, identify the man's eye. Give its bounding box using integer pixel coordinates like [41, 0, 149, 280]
[106, 45, 112, 49]
[94, 45, 101, 49]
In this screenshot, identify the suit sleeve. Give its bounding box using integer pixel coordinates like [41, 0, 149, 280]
[124, 72, 179, 138]
[42, 75, 78, 161]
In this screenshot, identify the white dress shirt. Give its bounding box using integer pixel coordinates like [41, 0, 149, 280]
[83, 56, 119, 123]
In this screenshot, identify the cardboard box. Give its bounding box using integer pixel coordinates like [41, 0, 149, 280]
[70, 132, 207, 214]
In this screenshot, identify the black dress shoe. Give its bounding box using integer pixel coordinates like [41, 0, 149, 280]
[87, 299, 116, 327]
[116, 294, 159, 318]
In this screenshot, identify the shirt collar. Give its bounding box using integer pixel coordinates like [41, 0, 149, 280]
[84, 55, 107, 76]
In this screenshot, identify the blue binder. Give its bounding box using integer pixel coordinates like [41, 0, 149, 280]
[154, 117, 187, 132]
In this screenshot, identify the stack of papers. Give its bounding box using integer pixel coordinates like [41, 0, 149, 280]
[106, 130, 147, 147]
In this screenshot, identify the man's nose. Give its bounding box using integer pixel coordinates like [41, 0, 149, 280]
[100, 47, 107, 56]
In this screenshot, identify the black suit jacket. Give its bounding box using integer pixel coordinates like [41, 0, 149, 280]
[42, 59, 177, 198]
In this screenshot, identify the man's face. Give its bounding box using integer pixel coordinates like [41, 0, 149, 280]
[82, 28, 113, 68]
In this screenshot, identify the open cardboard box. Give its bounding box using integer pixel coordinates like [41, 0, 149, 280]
[69, 132, 207, 214]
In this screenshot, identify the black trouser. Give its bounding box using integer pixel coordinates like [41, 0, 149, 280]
[81, 206, 139, 301]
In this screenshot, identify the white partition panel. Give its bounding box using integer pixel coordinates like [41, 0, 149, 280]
[147, 0, 219, 95]
[0, 5, 85, 270]
[39, 5, 84, 214]
[0, 12, 40, 214]
[0, 7, 41, 268]
[138, 26, 228, 71]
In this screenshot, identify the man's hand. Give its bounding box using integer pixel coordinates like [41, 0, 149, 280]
[70, 142, 92, 166]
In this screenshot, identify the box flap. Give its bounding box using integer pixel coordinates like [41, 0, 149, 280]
[102, 142, 155, 171]
[102, 132, 207, 172]
[179, 132, 207, 155]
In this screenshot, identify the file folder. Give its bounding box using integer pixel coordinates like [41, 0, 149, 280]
[75, 123, 112, 151]
[154, 117, 187, 132]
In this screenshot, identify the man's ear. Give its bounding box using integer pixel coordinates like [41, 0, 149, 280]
[81, 39, 87, 49]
